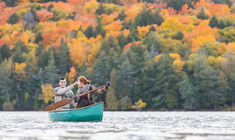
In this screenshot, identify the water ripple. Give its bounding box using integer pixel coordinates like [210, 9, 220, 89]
[0, 111, 235, 140]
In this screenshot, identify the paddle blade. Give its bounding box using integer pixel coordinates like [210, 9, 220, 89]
[45, 98, 73, 111]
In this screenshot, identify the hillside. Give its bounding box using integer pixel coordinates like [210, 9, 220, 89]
[0, 0, 234, 111]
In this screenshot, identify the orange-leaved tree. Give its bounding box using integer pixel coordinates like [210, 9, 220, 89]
[36, 10, 54, 22]
[67, 0, 86, 20]
[67, 66, 77, 84]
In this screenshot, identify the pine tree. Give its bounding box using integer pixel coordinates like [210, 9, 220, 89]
[95, 4, 105, 15]
[7, 13, 19, 24]
[115, 10, 126, 21]
[48, 3, 54, 11]
[0, 59, 15, 109]
[190, 54, 222, 109]
[84, 25, 94, 38]
[37, 50, 49, 68]
[94, 17, 106, 37]
[91, 51, 112, 85]
[116, 54, 136, 102]
[209, 15, 218, 28]
[2, 0, 17, 7]
[100, 36, 120, 56]
[0, 54, 2, 63]
[117, 33, 128, 49]
[135, 6, 164, 26]
[179, 72, 197, 110]
[218, 20, 225, 29]
[197, 8, 209, 20]
[141, 54, 180, 109]
[39, 48, 59, 87]
[55, 39, 71, 75]
[106, 68, 118, 110]
[0, 43, 11, 60]
[225, 47, 235, 106]
[35, 32, 43, 44]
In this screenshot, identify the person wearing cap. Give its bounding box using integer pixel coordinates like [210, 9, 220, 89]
[54, 77, 78, 110]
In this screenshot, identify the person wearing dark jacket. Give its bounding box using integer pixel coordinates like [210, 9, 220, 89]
[74, 76, 110, 108]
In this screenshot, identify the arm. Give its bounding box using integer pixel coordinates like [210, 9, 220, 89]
[55, 83, 77, 96]
[95, 86, 107, 94]
[91, 82, 111, 94]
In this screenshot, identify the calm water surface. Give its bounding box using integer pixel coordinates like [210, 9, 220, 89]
[0, 111, 235, 140]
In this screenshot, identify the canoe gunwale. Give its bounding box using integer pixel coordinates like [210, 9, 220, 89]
[49, 101, 103, 112]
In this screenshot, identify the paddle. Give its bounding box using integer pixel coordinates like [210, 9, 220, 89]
[45, 84, 107, 111]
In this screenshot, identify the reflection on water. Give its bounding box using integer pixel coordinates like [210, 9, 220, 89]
[0, 111, 235, 140]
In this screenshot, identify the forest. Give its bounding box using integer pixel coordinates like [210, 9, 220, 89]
[0, 0, 234, 111]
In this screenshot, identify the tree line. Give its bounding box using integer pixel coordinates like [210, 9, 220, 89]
[0, 0, 234, 110]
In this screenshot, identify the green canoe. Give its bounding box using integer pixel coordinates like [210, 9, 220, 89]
[49, 102, 103, 122]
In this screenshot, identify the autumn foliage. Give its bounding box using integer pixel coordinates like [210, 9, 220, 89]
[0, 0, 234, 111]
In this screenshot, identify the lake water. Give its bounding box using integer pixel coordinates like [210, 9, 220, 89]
[0, 111, 235, 140]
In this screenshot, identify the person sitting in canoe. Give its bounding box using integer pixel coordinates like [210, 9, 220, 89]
[54, 77, 78, 110]
[74, 76, 110, 108]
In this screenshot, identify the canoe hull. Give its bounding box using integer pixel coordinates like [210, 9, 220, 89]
[49, 102, 103, 122]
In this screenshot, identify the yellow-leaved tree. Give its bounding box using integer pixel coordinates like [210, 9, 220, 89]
[131, 99, 147, 111]
[137, 25, 150, 40]
[15, 62, 27, 80]
[160, 17, 183, 31]
[169, 53, 185, 73]
[84, 0, 99, 14]
[39, 84, 54, 104]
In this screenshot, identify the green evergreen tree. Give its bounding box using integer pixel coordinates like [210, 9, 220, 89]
[225, 47, 235, 106]
[143, 33, 163, 54]
[48, 3, 54, 11]
[35, 32, 43, 44]
[197, 8, 209, 20]
[13, 40, 28, 53]
[141, 54, 180, 109]
[116, 54, 136, 102]
[135, 6, 164, 26]
[95, 4, 105, 15]
[7, 13, 19, 24]
[91, 51, 112, 85]
[39, 48, 59, 86]
[0, 54, 2, 63]
[218, 20, 225, 29]
[179, 72, 198, 110]
[0, 59, 15, 110]
[12, 40, 29, 63]
[0, 43, 11, 60]
[115, 10, 126, 21]
[100, 35, 121, 55]
[94, 17, 106, 37]
[37, 50, 49, 68]
[2, 0, 17, 7]
[117, 33, 128, 49]
[211, 0, 232, 7]
[190, 53, 222, 109]
[172, 31, 184, 40]
[55, 39, 71, 75]
[209, 15, 218, 28]
[84, 25, 94, 38]
[106, 68, 118, 110]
